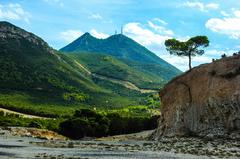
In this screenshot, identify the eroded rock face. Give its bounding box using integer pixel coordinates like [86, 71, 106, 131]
[154, 55, 240, 139]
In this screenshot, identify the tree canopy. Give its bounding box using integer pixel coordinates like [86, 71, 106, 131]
[165, 36, 209, 70]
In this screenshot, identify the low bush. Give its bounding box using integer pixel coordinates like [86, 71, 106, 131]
[59, 109, 159, 139]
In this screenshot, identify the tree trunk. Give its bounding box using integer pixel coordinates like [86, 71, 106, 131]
[188, 52, 192, 70]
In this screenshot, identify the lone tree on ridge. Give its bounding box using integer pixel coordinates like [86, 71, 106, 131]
[165, 36, 209, 70]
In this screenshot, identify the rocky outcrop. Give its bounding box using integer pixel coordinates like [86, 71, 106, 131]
[154, 55, 240, 139]
[0, 21, 55, 54]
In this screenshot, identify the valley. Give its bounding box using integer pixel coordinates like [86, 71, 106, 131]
[0, 0, 240, 156]
[0, 21, 165, 141]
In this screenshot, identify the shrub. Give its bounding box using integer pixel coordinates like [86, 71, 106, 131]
[60, 110, 111, 139]
[28, 121, 42, 129]
[0, 111, 4, 116]
[74, 108, 98, 118]
[63, 92, 88, 102]
[107, 113, 128, 135]
[60, 118, 92, 139]
[58, 109, 160, 139]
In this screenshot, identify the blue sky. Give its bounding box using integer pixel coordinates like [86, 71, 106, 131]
[0, 0, 240, 71]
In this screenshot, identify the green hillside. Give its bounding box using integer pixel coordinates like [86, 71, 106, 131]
[67, 52, 165, 89]
[60, 33, 181, 84]
[0, 21, 154, 116]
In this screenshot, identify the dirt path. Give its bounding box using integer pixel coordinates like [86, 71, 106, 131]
[74, 60, 157, 93]
[0, 108, 51, 119]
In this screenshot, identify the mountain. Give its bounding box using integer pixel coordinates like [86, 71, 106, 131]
[0, 21, 156, 115]
[61, 33, 171, 65]
[0, 21, 99, 92]
[60, 33, 181, 85]
[60, 33, 163, 63]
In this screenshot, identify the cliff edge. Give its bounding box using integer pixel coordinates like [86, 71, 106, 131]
[154, 54, 240, 139]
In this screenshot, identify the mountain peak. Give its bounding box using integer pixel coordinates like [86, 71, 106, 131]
[60, 32, 99, 52]
[0, 21, 22, 32]
[107, 34, 129, 39]
[60, 31, 181, 75]
[81, 32, 92, 38]
[0, 21, 14, 26]
[0, 21, 38, 39]
[74, 32, 97, 43]
[0, 21, 52, 54]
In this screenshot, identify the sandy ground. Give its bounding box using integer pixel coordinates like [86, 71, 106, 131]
[0, 127, 240, 159]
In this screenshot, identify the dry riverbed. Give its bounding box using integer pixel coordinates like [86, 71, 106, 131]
[0, 127, 240, 159]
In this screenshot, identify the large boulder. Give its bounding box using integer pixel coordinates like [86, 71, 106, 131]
[153, 55, 240, 139]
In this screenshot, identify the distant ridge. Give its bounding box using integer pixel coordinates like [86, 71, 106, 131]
[60, 33, 175, 65]
[60, 32, 181, 81]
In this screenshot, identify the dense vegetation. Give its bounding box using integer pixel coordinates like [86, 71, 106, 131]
[0, 89, 160, 119]
[60, 109, 159, 139]
[0, 21, 154, 109]
[0, 106, 160, 139]
[0, 21, 171, 138]
[68, 52, 165, 89]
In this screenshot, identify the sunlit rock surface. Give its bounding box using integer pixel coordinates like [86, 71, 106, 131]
[154, 54, 240, 139]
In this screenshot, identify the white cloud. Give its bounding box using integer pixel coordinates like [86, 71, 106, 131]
[123, 22, 171, 48]
[176, 36, 191, 41]
[204, 49, 238, 57]
[60, 30, 83, 42]
[222, 49, 239, 56]
[205, 3, 219, 10]
[90, 29, 109, 39]
[123, 22, 219, 71]
[182, 1, 219, 12]
[44, 0, 64, 7]
[0, 3, 31, 23]
[123, 22, 193, 70]
[236, 45, 240, 49]
[148, 21, 174, 36]
[163, 48, 237, 71]
[234, 10, 240, 17]
[160, 55, 189, 71]
[153, 18, 168, 25]
[89, 13, 103, 20]
[205, 49, 221, 56]
[220, 11, 230, 17]
[160, 54, 212, 71]
[60, 29, 109, 42]
[206, 9, 240, 39]
[205, 49, 240, 57]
